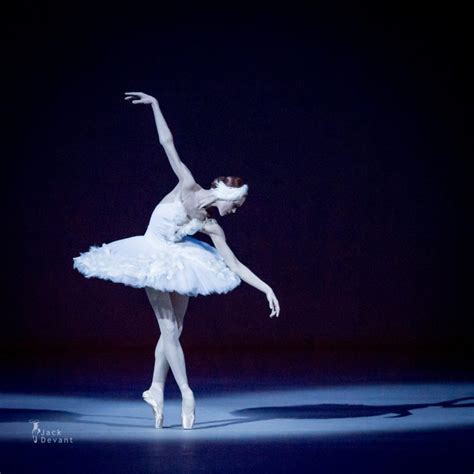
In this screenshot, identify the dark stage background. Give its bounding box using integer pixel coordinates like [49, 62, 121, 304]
[4, 4, 467, 362]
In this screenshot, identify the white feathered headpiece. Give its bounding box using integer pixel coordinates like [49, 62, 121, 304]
[211, 180, 249, 201]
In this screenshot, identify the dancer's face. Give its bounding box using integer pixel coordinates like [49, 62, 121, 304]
[216, 195, 247, 216]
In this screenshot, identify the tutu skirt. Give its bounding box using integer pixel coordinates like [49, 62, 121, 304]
[73, 230, 241, 297]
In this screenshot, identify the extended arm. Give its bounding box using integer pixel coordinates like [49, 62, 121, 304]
[124, 92, 196, 187]
[202, 219, 280, 317]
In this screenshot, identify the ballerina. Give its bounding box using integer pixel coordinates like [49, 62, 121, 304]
[73, 91, 280, 430]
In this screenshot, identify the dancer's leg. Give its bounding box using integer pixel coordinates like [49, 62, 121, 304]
[145, 287, 192, 392]
[149, 291, 190, 387]
[145, 287, 195, 426]
[170, 290, 190, 332]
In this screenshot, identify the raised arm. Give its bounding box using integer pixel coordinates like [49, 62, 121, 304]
[202, 219, 280, 318]
[124, 92, 197, 187]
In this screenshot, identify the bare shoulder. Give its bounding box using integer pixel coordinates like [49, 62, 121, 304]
[159, 182, 203, 205]
[179, 181, 203, 200]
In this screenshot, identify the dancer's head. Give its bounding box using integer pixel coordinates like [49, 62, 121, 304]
[210, 176, 248, 216]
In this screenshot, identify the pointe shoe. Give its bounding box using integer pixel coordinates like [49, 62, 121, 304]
[181, 407, 195, 429]
[181, 394, 195, 429]
[142, 389, 164, 428]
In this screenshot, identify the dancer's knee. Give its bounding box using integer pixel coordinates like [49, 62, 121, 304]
[159, 319, 180, 345]
[154, 325, 183, 357]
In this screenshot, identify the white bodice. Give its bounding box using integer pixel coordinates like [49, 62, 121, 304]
[144, 199, 208, 243]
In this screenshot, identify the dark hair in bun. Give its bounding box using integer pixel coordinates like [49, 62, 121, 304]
[211, 176, 245, 188]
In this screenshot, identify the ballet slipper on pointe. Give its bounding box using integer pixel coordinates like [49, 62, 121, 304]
[142, 385, 164, 428]
[180, 386, 195, 429]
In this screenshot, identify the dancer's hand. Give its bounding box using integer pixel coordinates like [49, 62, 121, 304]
[124, 92, 157, 105]
[266, 288, 280, 318]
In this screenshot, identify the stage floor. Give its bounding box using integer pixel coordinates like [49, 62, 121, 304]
[1, 348, 472, 473]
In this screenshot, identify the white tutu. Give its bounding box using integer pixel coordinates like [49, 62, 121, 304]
[73, 199, 241, 297]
